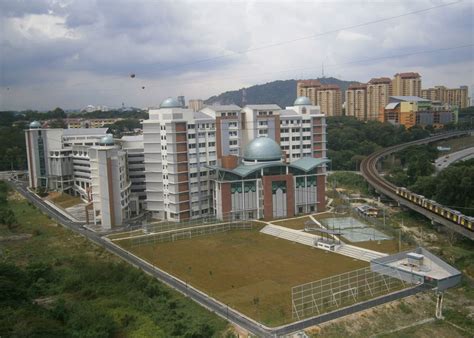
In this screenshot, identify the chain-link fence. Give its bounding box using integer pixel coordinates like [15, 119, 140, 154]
[291, 264, 415, 320]
[109, 217, 255, 247]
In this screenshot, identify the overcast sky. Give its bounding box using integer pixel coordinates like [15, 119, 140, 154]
[0, 0, 473, 111]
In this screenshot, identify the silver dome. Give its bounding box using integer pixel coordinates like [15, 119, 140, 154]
[99, 134, 114, 145]
[160, 97, 182, 108]
[243, 137, 282, 162]
[29, 121, 41, 129]
[294, 96, 312, 106]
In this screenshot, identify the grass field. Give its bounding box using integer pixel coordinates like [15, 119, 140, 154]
[116, 228, 368, 326]
[272, 216, 312, 229]
[351, 239, 412, 254]
[435, 135, 474, 154]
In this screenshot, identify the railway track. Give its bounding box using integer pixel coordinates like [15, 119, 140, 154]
[360, 130, 474, 240]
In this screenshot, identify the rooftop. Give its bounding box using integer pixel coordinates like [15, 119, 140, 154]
[120, 135, 143, 142]
[395, 72, 421, 78]
[204, 104, 241, 112]
[298, 80, 322, 87]
[390, 96, 431, 103]
[368, 77, 391, 84]
[372, 247, 461, 291]
[193, 111, 214, 120]
[208, 157, 329, 178]
[244, 104, 281, 110]
[63, 128, 109, 136]
[348, 83, 367, 90]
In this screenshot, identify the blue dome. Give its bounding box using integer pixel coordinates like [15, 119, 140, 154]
[244, 137, 282, 162]
[160, 97, 182, 108]
[99, 135, 114, 146]
[29, 121, 41, 129]
[294, 96, 312, 106]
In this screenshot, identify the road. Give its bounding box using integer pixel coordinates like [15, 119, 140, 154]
[360, 130, 474, 240]
[435, 146, 474, 171]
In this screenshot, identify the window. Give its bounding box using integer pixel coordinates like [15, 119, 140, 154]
[189, 144, 196, 149]
[229, 140, 238, 146]
[188, 124, 195, 129]
[258, 120, 268, 126]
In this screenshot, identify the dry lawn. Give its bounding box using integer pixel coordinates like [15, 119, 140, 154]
[47, 192, 82, 209]
[351, 239, 413, 254]
[117, 228, 368, 326]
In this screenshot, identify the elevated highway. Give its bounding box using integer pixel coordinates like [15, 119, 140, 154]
[360, 130, 474, 240]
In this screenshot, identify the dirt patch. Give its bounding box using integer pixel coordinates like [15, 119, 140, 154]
[8, 191, 25, 201]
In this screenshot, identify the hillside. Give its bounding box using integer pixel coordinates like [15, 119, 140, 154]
[204, 77, 358, 108]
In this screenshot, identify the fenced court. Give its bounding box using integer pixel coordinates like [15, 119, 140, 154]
[291, 265, 415, 320]
[321, 216, 392, 242]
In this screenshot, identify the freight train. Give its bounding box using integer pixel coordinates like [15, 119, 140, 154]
[396, 187, 473, 232]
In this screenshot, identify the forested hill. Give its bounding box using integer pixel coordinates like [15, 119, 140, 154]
[204, 77, 358, 108]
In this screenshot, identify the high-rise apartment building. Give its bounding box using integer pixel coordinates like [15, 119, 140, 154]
[316, 85, 342, 117]
[297, 80, 322, 105]
[421, 85, 469, 108]
[188, 99, 205, 112]
[345, 84, 367, 120]
[392, 72, 421, 97]
[367, 77, 392, 121]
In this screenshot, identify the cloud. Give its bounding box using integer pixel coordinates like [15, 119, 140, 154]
[0, 0, 473, 110]
[337, 30, 373, 42]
